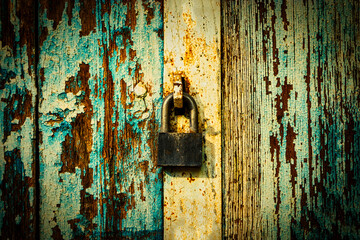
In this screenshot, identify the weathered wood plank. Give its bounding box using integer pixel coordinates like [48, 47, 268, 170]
[0, 0, 37, 238]
[38, 0, 163, 239]
[222, 0, 360, 238]
[163, 0, 221, 239]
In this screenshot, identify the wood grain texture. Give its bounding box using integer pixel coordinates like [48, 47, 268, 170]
[0, 0, 37, 238]
[222, 0, 360, 239]
[163, 0, 221, 239]
[38, 0, 163, 239]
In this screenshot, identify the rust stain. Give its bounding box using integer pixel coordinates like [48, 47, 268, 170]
[182, 12, 197, 66]
[187, 174, 195, 183]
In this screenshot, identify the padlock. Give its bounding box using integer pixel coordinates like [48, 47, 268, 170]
[157, 92, 202, 167]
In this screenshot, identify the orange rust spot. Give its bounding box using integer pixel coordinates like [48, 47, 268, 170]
[187, 174, 195, 183]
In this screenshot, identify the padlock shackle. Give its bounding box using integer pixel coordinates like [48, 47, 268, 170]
[160, 92, 198, 133]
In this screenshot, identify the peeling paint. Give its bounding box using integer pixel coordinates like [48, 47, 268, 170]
[222, 0, 360, 238]
[38, 0, 163, 239]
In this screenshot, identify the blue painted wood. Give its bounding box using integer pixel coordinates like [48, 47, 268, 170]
[38, 0, 163, 239]
[222, 0, 360, 238]
[0, 0, 37, 238]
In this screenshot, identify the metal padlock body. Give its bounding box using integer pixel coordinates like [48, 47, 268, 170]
[158, 93, 202, 167]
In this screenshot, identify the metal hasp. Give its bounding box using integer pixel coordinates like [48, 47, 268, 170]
[158, 93, 202, 167]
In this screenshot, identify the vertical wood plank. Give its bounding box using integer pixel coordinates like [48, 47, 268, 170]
[222, 0, 360, 238]
[163, 0, 221, 239]
[38, 0, 163, 239]
[0, 0, 37, 238]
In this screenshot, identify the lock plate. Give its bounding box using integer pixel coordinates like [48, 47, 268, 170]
[158, 133, 202, 167]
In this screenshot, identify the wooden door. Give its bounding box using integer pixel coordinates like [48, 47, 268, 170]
[1, 0, 164, 239]
[2, 0, 359, 239]
[222, 0, 360, 239]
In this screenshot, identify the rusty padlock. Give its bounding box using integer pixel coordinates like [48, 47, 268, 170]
[157, 92, 202, 167]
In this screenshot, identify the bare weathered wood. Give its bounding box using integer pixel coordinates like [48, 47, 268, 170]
[38, 0, 164, 239]
[0, 0, 37, 238]
[222, 0, 360, 238]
